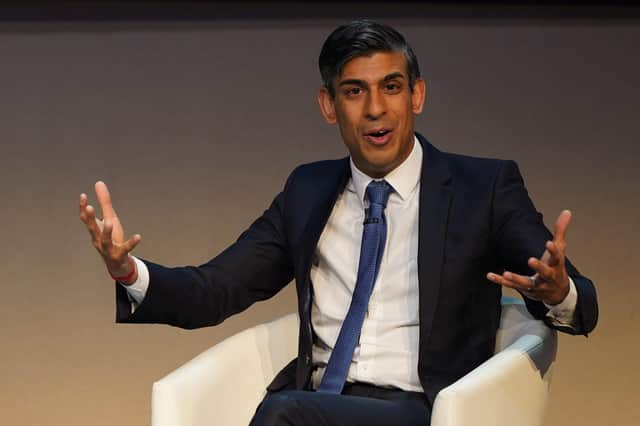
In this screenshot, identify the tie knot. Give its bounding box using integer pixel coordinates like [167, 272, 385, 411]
[366, 180, 392, 210]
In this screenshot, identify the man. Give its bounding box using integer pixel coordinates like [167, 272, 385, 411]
[79, 20, 598, 425]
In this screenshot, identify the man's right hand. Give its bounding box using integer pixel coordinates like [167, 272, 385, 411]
[79, 181, 141, 285]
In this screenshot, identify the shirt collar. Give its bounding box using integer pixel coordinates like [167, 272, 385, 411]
[348, 135, 422, 204]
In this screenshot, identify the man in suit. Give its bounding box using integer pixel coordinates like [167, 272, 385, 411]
[79, 20, 597, 425]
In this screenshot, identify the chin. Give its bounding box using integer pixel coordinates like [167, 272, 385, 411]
[365, 159, 397, 177]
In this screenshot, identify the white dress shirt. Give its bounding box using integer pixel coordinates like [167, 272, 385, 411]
[124, 137, 577, 392]
[310, 139, 423, 391]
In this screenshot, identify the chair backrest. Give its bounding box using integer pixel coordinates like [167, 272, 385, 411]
[253, 312, 300, 382]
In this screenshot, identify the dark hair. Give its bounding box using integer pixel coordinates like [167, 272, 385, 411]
[318, 20, 421, 97]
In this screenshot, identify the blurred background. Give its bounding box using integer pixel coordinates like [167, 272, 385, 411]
[0, 2, 638, 425]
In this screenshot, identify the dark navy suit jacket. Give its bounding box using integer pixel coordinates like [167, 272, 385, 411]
[116, 134, 598, 404]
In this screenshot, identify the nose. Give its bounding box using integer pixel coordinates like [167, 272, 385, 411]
[364, 89, 386, 120]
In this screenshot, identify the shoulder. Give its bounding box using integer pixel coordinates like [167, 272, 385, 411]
[445, 151, 516, 180]
[420, 135, 521, 185]
[283, 157, 350, 192]
[289, 158, 349, 180]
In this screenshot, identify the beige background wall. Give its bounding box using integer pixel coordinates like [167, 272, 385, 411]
[0, 17, 638, 426]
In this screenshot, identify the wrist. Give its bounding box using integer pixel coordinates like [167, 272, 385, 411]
[545, 278, 570, 305]
[109, 256, 138, 285]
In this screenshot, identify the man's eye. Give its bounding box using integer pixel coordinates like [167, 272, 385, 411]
[384, 83, 401, 93]
[345, 87, 362, 96]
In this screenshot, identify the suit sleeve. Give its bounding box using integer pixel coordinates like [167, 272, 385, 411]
[115, 180, 295, 329]
[491, 160, 598, 336]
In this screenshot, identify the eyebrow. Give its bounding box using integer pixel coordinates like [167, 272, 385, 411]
[382, 72, 405, 82]
[338, 72, 406, 88]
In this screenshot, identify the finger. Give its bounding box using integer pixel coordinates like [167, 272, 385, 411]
[544, 240, 564, 267]
[553, 209, 572, 246]
[487, 272, 544, 301]
[503, 271, 536, 289]
[95, 181, 118, 220]
[487, 271, 532, 292]
[85, 204, 105, 231]
[83, 204, 102, 240]
[528, 257, 555, 282]
[101, 218, 114, 247]
[539, 247, 551, 265]
[122, 234, 142, 253]
[487, 272, 516, 288]
[79, 193, 88, 221]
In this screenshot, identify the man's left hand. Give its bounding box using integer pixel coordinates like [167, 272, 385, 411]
[487, 210, 572, 305]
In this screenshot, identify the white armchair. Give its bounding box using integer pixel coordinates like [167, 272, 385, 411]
[151, 297, 556, 426]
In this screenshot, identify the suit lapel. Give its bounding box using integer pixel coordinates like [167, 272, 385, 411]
[297, 159, 351, 278]
[416, 134, 454, 354]
[295, 158, 350, 389]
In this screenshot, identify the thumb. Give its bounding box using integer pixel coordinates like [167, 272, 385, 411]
[122, 234, 142, 253]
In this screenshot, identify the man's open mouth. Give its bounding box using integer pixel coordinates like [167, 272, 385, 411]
[364, 129, 392, 145]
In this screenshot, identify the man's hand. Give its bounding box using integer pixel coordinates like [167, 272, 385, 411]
[487, 210, 572, 305]
[79, 181, 141, 285]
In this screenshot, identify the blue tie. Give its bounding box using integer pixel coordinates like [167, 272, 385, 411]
[317, 180, 392, 394]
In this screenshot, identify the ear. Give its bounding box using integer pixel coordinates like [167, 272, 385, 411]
[411, 78, 427, 115]
[317, 87, 337, 124]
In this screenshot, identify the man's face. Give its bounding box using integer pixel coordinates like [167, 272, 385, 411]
[318, 51, 426, 178]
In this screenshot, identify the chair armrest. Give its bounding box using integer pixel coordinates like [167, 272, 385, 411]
[431, 332, 557, 426]
[152, 313, 298, 426]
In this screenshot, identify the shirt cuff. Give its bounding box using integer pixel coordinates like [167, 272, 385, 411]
[543, 276, 578, 328]
[119, 256, 150, 308]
